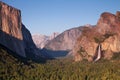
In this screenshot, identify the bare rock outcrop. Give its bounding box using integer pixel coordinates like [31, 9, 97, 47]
[73, 11, 120, 61]
[0, 1, 25, 57]
[0, 1, 42, 58]
[45, 27, 85, 51]
[43, 26, 95, 58]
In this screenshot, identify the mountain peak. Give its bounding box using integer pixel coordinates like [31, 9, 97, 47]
[32, 32, 59, 49]
[96, 11, 120, 34]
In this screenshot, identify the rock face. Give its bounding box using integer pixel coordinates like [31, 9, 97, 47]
[49, 32, 60, 41]
[32, 32, 59, 49]
[45, 27, 85, 51]
[73, 11, 120, 61]
[0, 1, 25, 57]
[22, 24, 42, 58]
[0, 1, 40, 58]
[43, 26, 90, 57]
[32, 34, 49, 49]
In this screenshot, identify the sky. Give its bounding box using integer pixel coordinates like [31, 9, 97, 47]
[1, 0, 120, 35]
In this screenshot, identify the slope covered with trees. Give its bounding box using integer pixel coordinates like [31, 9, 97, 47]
[0, 45, 120, 80]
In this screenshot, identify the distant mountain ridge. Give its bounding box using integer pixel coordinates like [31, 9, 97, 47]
[32, 32, 59, 49]
[43, 25, 94, 58]
[45, 27, 83, 50]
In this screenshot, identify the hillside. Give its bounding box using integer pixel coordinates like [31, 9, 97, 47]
[43, 26, 92, 58]
[0, 1, 120, 80]
[45, 26, 85, 51]
[73, 11, 120, 61]
[0, 44, 120, 80]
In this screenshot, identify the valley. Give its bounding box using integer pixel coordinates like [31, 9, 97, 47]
[0, 45, 120, 80]
[0, 1, 120, 80]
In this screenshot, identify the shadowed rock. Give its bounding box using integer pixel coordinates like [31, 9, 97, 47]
[0, 1, 25, 57]
[0, 1, 45, 61]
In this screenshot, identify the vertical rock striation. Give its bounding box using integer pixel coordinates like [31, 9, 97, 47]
[73, 11, 120, 61]
[45, 27, 84, 51]
[0, 1, 25, 57]
[0, 1, 41, 58]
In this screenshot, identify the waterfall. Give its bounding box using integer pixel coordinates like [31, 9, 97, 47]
[94, 44, 101, 62]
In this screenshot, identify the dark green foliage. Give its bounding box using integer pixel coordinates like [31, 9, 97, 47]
[0, 47, 120, 80]
[103, 32, 115, 38]
[77, 47, 88, 58]
[112, 52, 120, 60]
[94, 32, 115, 43]
[94, 36, 104, 43]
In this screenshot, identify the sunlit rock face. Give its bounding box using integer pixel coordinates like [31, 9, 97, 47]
[45, 27, 84, 51]
[0, 1, 25, 57]
[41, 26, 95, 58]
[0, 2, 22, 39]
[0, 1, 41, 58]
[73, 11, 120, 61]
[98, 12, 120, 59]
[97, 12, 120, 34]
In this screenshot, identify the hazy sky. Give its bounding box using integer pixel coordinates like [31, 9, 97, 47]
[2, 0, 120, 35]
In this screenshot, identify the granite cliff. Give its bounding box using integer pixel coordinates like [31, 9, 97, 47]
[0, 1, 42, 59]
[44, 27, 87, 51]
[73, 11, 120, 61]
[43, 26, 92, 57]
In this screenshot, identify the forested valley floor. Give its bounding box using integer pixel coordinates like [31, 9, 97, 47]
[0, 47, 120, 80]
